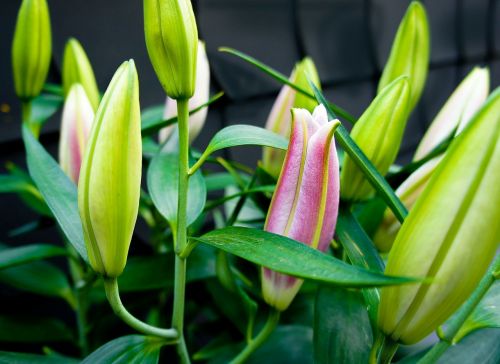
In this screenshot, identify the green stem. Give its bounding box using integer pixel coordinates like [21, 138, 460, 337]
[21, 100, 40, 138]
[418, 255, 500, 364]
[370, 333, 399, 364]
[173, 98, 191, 364]
[103, 278, 178, 340]
[230, 309, 280, 364]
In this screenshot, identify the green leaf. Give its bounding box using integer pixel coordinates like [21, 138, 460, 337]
[81, 335, 165, 364]
[192, 227, 417, 287]
[0, 315, 73, 343]
[0, 172, 50, 216]
[147, 152, 207, 228]
[309, 81, 408, 223]
[205, 172, 239, 191]
[30, 93, 64, 126]
[454, 280, 500, 341]
[0, 245, 74, 304]
[190, 125, 288, 173]
[314, 286, 372, 364]
[141, 92, 224, 135]
[22, 126, 88, 263]
[336, 208, 383, 327]
[219, 47, 355, 124]
[0, 351, 78, 364]
[0, 244, 68, 270]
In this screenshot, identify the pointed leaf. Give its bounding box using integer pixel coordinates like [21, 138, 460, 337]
[314, 285, 372, 364]
[192, 227, 417, 287]
[0, 244, 68, 270]
[148, 152, 207, 227]
[22, 126, 88, 262]
[81, 335, 165, 364]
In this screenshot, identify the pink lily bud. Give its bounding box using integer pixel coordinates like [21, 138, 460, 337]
[59, 84, 94, 183]
[261, 105, 340, 311]
[159, 41, 210, 144]
[413, 67, 489, 161]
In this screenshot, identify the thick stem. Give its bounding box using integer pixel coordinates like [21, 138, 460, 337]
[21, 100, 40, 138]
[173, 98, 191, 363]
[103, 278, 178, 340]
[418, 255, 500, 364]
[230, 309, 280, 364]
[370, 333, 399, 364]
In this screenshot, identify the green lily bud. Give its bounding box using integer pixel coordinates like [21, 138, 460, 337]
[293, 57, 321, 111]
[378, 1, 429, 112]
[341, 76, 410, 201]
[144, 0, 198, 99]
[12, 0, 52, 100]
[78, 60, 142, 278]
[378, 87, 500, 344]
[62, 38, 101, 111]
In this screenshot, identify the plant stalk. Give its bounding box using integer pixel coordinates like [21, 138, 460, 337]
[172, 98, 191, 363]
[230, 309, 280, 364]
[370, 333, 399, 364]
[21, 100, 40, 138]
[103, 278, 178, 340]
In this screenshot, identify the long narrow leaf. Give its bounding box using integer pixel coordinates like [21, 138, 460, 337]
[0, 244, 68, 270]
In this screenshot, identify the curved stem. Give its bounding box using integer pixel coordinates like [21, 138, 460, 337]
[369, 333, 399, 364]
[418, 255, 500, 364]
[103, 278, 178, 340]
[173, 98, 191, 364]
[21, 100, 40, 138]
[230, 309, 280, 364]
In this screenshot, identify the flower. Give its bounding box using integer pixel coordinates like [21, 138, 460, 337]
[378, 1, 429, 112]
[12, 0, 52, 100]
[159, 41, 210, 144]
[261, 105, 340, 311]
[262, 58, 321, 177]
[378, 87, 500, 344]
[62, 38, 101, 111]
[59, 84, 95, 183]
[373, 67, 490, 252]
[78, 60, 142, 278]
[144, 0, 198, 99]
[341, 76, 410, 201]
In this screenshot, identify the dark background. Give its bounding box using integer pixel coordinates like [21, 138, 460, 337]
[0, 0, 499, 355]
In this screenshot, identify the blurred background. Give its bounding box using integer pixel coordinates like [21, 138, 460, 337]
[0, 0, 499, 355]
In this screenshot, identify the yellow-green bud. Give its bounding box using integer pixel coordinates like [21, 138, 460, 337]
[12, 0, 52, 100]
[378, 88, 500, 344]
[378, 1, 429, 112]
[78, 60, 142, 278]
[293, 57, 321, 111]
[144, 0, 198, 99]
[341, 76, 410, 201]
[62, 38, 101, 111]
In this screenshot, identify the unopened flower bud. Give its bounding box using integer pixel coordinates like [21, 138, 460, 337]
[12, 0, 52, 100]
[341, 76, 410, 201]
[378, 88, 500, 344]
[78, 60, 142, 278]
[62, 38, 101, 111]
[159, 41, 210, 143]
[262, 105, 340, 311]
[144, 0, 198, 99]
[378, 1, 429, 112]
[59, 84, 94, 183]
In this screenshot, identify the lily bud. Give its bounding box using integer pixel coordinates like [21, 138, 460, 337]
[144, 0, 198, 99]
[62, 38, 101, 111]
[378, 88, 500, 344]
[378, 1, 429, 112]
[59, 84, 94, 184]
[262, 105, 340, 311]
[341, 76, 410, 201]
[262, 58, 321, 177]
[159, 41, 210, 143]
[413, 66, 489, 160]
[12, 0, 52, 100]
[78, 60, 142, 278]
[374, 67, 490, 252]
